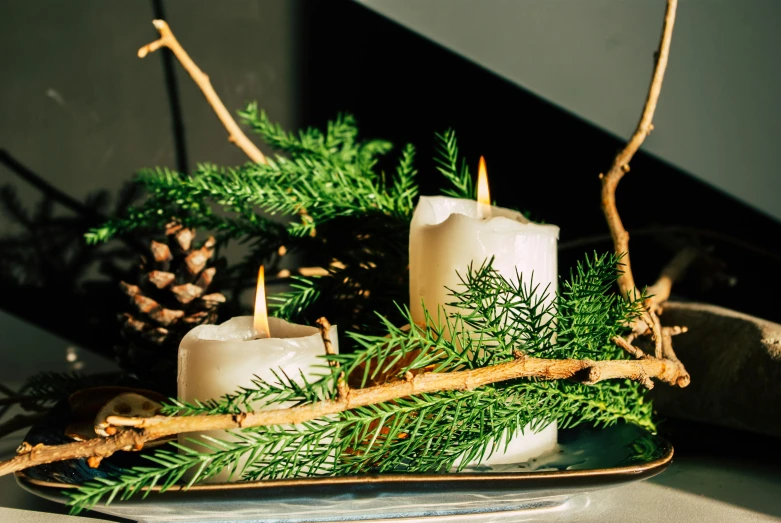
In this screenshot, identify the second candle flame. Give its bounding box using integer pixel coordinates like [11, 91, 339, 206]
[254, 265, 271, 339]
[476, 156, 491, 219]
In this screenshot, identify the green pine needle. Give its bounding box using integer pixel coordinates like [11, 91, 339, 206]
[434, 129, 473, 199]
[74, 104, 656, 514]
[67, 253, 654, 513]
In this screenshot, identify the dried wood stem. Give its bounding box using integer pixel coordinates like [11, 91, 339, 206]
[317, 317, 349, 400]
[138, 20, 267, 165]
[599, 0, 687, 379]
[0, 337, 688, 478]
[612, 335, 646, 360]
[601, 0, 677, 297]
[646, 247, 699, 309]
[661, 328, 690, 387]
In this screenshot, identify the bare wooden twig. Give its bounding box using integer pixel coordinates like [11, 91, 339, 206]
[0, 335, 688, 478]
[138, 20, 267, 165]
[317, 317, 349, 400]
[599, 0, 686, 371]
[600, 0, 678, 297]
[646, 247, 699, 308]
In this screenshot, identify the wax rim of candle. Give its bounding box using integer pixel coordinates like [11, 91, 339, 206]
[184, 316, 325, 343]
[413, 196, 559, 237]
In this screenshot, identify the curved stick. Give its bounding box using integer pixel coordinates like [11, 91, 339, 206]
[139, 20, 267, 165]
[601, 0, 678, 297]
[0, 336, 688, 478]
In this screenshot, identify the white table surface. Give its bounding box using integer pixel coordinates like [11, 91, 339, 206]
[0, 310, 779, 523]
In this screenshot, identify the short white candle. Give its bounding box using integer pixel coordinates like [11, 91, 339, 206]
[177, 315, 338, 483]
[409, 163, 560, 466]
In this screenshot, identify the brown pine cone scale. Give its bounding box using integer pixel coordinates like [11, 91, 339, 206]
[116, 224, 225, 389]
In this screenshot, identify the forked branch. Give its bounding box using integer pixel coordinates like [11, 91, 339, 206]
[138, 20, 267, 165]
[0, 325, 688, 478]
[601, 0, 678, 297]
[599, 0, 689, 372]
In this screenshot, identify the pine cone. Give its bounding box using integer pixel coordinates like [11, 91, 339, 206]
[116, 223, 226, 390]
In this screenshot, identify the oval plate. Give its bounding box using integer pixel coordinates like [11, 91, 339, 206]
[16, 423, 671, 522]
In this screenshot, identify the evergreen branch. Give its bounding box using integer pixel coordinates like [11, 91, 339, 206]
[389, 143, 419, 215]
[434, 129, 473, 199]
[86, 120, 415, 244]
[0, 341, 684, 480]
[1, 255, 688, 514]
[239, 105, 358, 163]
[65, 439, 254, 512]
[269, 275, 322, 321]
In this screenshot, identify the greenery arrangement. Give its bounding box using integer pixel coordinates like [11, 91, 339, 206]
[67, 253, 651, 511]
[86, 106, 421, 331]
[0, 4, 693, 516]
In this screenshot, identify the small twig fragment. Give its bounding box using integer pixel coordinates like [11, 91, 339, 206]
[612, 336, 646, 359]
[646, 247, 699, 310]
[138, 20, 267, 165]
[317, 317, 349, 400]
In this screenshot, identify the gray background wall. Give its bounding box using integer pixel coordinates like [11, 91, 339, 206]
[359, 0, 781, 222]
[4, 0, 779, 228]
[0, 0, 300, 236]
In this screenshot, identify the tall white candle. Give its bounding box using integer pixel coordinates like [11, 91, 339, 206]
[178, 315, 338, 482]
[409, 194, 559, 466]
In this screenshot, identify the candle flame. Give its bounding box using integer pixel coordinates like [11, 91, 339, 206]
[476, 156, 491, 219]
[254, 265, 271, 338]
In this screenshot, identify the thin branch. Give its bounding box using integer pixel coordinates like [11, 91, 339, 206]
[598, 0, 680, 378]
[316, 317, 349, 400]
[612, 335, 646, 360]
[600, 0, 678, 297]
[661, 328, 690, 387]
[646, 247, 698, 308]
[138, 20, 267, 165]
[649, 310, 664, 359]
[0, 344, 688, 478]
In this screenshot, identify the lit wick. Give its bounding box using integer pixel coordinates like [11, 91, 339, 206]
[476, 156, 491, 219]
[254, 265, 271, 338]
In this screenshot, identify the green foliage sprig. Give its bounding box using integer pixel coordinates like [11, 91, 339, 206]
[85, 106, 442, 330]
[67, 253, 653, 513]
[86, 106, 417, 243]
[434, 129, 474, 199]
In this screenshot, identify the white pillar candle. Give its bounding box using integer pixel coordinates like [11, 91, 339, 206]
[409, 194, 560, 467]
[178, 315, 338, 483]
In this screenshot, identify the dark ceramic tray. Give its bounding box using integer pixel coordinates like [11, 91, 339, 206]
[17, 422, 672, 522]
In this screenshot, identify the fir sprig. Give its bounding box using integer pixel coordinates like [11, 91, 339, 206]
[86, 110, 417, 243]
[83, 108, 496, 331]
[67, 253, 654, 513]
[434, 129, 473, 199]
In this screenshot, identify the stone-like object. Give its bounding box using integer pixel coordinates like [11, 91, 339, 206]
[652, 301, 781, 437]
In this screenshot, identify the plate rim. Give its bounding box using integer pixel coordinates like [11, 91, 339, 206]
[15, 441, 673, 493]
